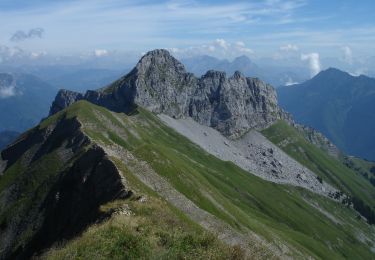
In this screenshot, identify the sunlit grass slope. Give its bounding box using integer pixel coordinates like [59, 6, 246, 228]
[37, 101, 375, 259]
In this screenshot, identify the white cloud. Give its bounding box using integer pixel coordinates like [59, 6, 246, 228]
[341, 46, 352, 64]
[0, 0, 309, 53]
[0, 45, 27, 63]
[301, 52, 321, 77]
[94, 49, 109, 57]
[215, 39, 229, 50]
[0, 84, 17, 98]
[169, 39, 253, 59]
[280, 44, 299, 51]
[234, 41, 254, 54]
[285, 76, 299, 86]
[350, 67, 368, 76]
[30, 51, 47, 59]
[0, 45, 50, 64]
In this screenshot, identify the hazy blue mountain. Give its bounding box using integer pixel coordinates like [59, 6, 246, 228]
[10, 65, 129, 92]
[0, 72, 58, 132]
[0, 130, 19, 150]
[277, 68, 375, 160]
[181, 55, 309, 87]
[46, 68, 125, 92]
[182, 55, 261, 76]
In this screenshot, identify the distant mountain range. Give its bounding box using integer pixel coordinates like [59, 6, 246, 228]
[1, 65, 128, 92]
[0, 72, 58, 132]
[0, 67, 128, 133]
[181, 55, 310, 87]
[44, 68, 125, 92]
[277, 68, 375, 160]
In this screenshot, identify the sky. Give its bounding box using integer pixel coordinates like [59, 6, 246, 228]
[0, 0, 375, 74]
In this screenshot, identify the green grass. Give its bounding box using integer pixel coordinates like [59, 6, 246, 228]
[342, 156, 375, 186]
[2, 101, 375, 259]
[43, 157, 246, 260]
[0, 159, 24, 192]
[0, 150, 67, 250]
[58, 101, 375, 259]
[43, 197, 240, 260]
[261, 120, 375, 210]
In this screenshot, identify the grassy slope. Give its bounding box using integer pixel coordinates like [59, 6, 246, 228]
[349, 157, 375, 173]
[261, 120, 375, 210]
[41, 101, 375, 259]
[0, 105, 238, 259]
[3, 101, 373, 259]
[0, 150, 66, 251]
[44, 193, 240, 259]
[343, 156, 375, 185]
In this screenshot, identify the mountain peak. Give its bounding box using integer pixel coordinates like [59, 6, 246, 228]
[142, 48, 171, 57]
[233, 55, 251, 63]
[203, 70, 227, 78]
[136, 49, 187, 75]
[313, 67, 351, 80]
[49, 49, 285, 137]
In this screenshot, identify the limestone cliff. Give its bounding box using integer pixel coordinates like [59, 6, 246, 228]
[50, 49, 285, 138]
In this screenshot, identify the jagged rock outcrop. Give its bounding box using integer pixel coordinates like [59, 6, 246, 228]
[0, 114, 129, 259]
[294, 123, 341, 158]
[190, 70, 281, 136]
[50, 49, 286, 137]
[49, 89, 83, 115]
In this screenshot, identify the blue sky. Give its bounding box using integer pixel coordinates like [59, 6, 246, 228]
[0, 0, 374, 61]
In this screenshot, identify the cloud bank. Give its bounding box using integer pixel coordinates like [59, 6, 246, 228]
[94, 49, 109, 57]
[301, 52, 321, 77]
[170, 39, 253, 59]
[341, 46, 352, 64]
[0, 85, 17, 98]
[280, 44, 299, 52]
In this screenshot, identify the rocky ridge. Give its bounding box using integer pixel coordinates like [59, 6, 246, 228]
[47, 49, 343, 197]
[293, 123, 341, 158]
[0, 114, 129, 259]
[50, 49, 287, 138]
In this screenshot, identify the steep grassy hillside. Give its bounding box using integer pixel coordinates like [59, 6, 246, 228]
[44, 194, 239, 259]
[342, 156, 375, 187]
[262, 120, 375, 224]
[47, 101, 375, 258]
[1, 101, 374, 259]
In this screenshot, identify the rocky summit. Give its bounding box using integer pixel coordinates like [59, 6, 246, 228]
[50, 49, 285, 137]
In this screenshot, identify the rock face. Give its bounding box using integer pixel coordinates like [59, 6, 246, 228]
[294, 123, 341, 158]
[190, 71, 281, 136]
[0, 115, 129, 259]
[49, 89, 83, 115]
[50, 49, 285, 137]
